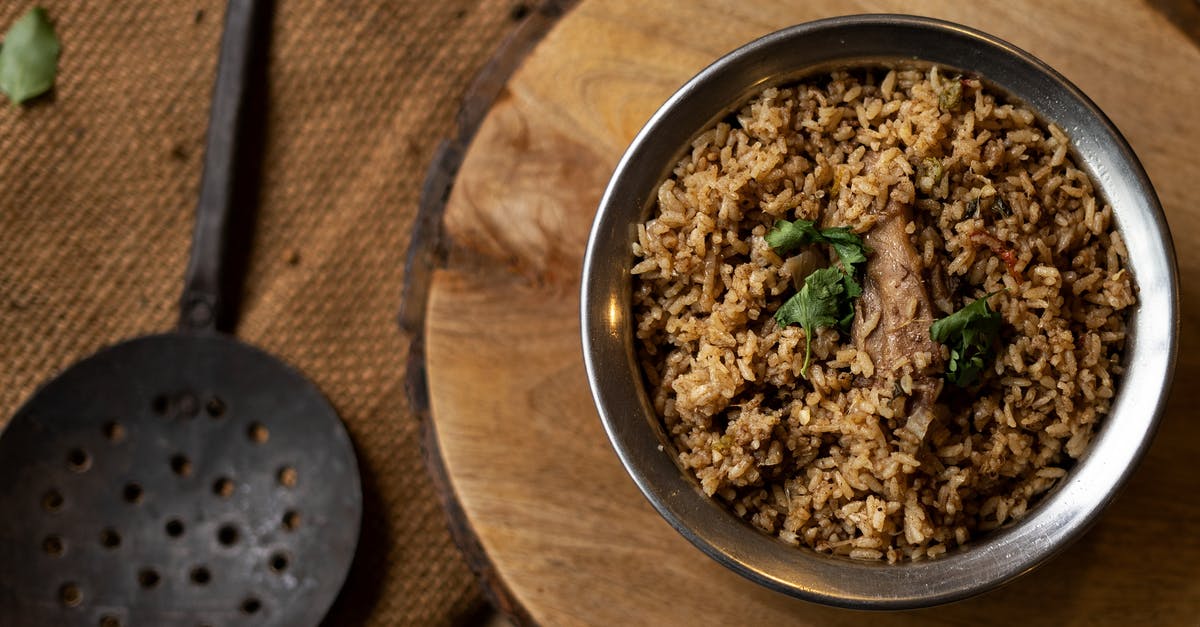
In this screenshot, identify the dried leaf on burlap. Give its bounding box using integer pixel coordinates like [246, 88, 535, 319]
[0, 7, 60, 104]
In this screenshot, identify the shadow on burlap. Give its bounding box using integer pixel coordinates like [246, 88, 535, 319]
[0, 1, 527, 624]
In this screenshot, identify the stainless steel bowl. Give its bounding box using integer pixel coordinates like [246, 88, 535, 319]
[581, 14, 1178, 609]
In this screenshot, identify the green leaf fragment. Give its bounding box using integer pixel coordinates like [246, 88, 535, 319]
[766, 219, 868, 271]
[918, 157, 945, 193]
[0, 7, 60, 105]
[939, 76, 963, 111]
[819, 227, 868, 267]
[838, 269, 862, 300]
[775, 267, 848, 375]
[767, 219, 869, 377]
[765, 219, 824, 255]
[930, 290, 1006, 386]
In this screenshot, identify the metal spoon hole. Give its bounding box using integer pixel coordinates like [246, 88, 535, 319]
[99, 615, 122, 627]
[282, 510, 300, 531]
[170, 454, 192, 477]
[42, 489, 64, 512]
[269, 551, 289, 573]
[277, 465, 297, 488]
[165, 518, 185, 538]
[100, 528, 121, 549]
[42, 534, 65, 557]
[206, 396, 226, 418]
[247, 422, 269, 444]
[190, 566, 212, 585]
[67, 447, 92, 472]
[102, 420, 125, 442]
[137, 568, 160, 589]
[151, 395, 169, 416]
[212, 477, 235, 498]
[122, 482, 143, 504]
[217, 524, 239, 547]
[240, 597, 261, 615]
[58, 582, 82, 607]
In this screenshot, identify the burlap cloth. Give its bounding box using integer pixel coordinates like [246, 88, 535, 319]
[0, 1, 532, 624]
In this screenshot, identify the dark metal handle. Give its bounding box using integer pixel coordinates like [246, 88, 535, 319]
[179, 0, 268, 332]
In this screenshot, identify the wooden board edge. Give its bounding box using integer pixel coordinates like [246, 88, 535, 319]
[400, 0, 578, 338]
[1146, 0, 1200, 46]
[399, 2, 581, 626]
[415, 389, 540, 627]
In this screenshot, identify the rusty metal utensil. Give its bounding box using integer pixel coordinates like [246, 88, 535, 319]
[0, 1, 362, 625]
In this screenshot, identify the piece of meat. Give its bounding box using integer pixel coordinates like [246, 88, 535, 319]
[783, 248, 828, 290]
[930, 263, 955, 315]
[852, 200, 943, 373]
[851, 198, 945, 440]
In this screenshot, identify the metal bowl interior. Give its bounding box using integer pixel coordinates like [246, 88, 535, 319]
[581, 14, 1177, 609]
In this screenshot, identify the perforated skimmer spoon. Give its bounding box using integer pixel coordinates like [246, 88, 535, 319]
[0, 2, 361, 625]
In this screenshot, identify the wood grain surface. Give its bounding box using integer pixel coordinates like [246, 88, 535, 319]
[421, 1, 1200, 624]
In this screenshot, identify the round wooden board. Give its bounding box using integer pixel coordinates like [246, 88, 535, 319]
[422, 1, 1200, 624]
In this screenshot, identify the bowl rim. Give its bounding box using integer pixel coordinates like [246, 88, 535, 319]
[581, 13, 1178, 610]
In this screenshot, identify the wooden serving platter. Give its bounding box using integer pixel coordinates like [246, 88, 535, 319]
[417, 0, 1200, 624]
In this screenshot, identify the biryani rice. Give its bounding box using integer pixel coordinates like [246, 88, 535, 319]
[630, 67, 1135, 562]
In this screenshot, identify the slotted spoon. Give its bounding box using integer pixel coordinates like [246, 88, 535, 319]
[0, 1, 362, 625]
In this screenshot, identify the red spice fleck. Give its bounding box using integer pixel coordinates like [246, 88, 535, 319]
[970, 230, 1024, 283]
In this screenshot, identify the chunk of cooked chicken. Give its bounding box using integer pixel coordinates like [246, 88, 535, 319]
[851, 198, 945, 440]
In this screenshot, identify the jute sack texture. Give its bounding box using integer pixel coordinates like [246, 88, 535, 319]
[0, 1, 527, 623]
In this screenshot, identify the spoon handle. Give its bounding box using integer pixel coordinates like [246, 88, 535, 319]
[179, 0, 269, 332]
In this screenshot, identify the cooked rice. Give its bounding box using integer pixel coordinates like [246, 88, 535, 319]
[630, 67, 1135, 562]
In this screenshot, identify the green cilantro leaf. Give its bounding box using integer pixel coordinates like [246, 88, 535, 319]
[929, 290, 1006, 387]
[768, 218, 865, 302]
[0, 7, 61, 105]
[775, 267, 850, 376]
[766, 219, 868, 273]
[818, 226, 868, 267]
[765, 219, 824, 254]
[768, 219, 869, 377]
[838, 270, 862, 301]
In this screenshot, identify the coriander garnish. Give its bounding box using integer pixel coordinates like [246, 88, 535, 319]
[774, 267, 855, 375]
[767, 219, 867, 376]
[929, 290, 1006, 387]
